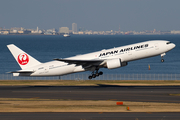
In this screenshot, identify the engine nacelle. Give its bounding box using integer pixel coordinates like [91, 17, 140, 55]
[106, 58, 127, 69]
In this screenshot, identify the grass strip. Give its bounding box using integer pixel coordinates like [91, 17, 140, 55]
[0, 80, 180, 86]
[0, 98, 180, 112]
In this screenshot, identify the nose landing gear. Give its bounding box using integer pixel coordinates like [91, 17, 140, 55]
[161, 59, 164, 62]
[88, 68, 103, 79]
[161, 53, 166, 63]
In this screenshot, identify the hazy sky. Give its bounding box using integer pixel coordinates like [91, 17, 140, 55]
[0, 0, 180, 31]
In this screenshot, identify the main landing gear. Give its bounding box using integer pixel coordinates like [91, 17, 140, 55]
[161, 53, 166, 63]
[88, 68, 103, 79]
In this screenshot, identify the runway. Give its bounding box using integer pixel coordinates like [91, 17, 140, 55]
[0, 112, 180, 120]
[0, 85, 180, 103]
[0, 85, 180, 119]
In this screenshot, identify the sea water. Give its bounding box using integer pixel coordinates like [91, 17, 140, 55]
[0, 35, 179, 74]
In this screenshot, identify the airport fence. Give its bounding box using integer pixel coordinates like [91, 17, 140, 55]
[0, 73, 180, 80]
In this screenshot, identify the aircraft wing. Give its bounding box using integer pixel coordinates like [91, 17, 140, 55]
[54, 58, 104, 68]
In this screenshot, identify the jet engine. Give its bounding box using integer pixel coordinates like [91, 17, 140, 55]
[105, 58, 127, 69]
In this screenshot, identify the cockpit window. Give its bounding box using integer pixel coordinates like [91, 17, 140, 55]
[166, 42, 171, 44]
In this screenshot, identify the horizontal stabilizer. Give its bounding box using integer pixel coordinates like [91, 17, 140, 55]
[7, 70, 34, 73]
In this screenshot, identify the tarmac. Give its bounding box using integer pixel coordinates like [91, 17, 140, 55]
[0, 85, 180, 102]
[0, 85, 180, 119]
[1, 112, 180, 120]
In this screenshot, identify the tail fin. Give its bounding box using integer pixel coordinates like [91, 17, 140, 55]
[7, 44, 41, 69]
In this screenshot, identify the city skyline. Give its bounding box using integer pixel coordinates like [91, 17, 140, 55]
[0, 0, 180, 31]
[1, 23, 180, 35]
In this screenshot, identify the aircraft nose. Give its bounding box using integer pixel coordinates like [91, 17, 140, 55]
[167, 43, 176, 51]
[172, 43, 176, 48]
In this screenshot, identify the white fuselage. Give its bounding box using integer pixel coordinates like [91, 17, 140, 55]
[14, 40, 175, 76]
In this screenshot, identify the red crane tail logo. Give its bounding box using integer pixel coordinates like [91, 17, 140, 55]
[17, 53, 29, 65]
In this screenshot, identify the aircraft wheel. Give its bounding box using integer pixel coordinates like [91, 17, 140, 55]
[92, 74, 96, 78]
[161, 59, 164, 62]
[99, 71, 103, 75]
[96, 73, 99, 76]
[88, 76, 92, 79]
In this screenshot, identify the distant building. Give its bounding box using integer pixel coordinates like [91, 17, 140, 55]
[59, 27, 69, 34]
[24, 30, 31, 34]
[85, 30, 93, 35]
[31, 27, 42, 34]
[44, 28, 56, 35]
[72, 23, 77, 33]
[2, 31, 9, 34]
[9, 27, 24, 34]
[10, 29, 18, 34]
[18, 30, 24, 34]
[171, 30, 180, 34]
[78, 31, 84, 34]
[10, 27, 24, 31]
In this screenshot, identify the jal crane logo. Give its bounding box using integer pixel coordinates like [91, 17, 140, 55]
[17, 53, 29, 65]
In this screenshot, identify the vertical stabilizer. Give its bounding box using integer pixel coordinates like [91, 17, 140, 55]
[7, 44, 41, 69]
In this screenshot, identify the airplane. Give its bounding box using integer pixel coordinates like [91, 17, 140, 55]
[7, 40, 175, 79]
